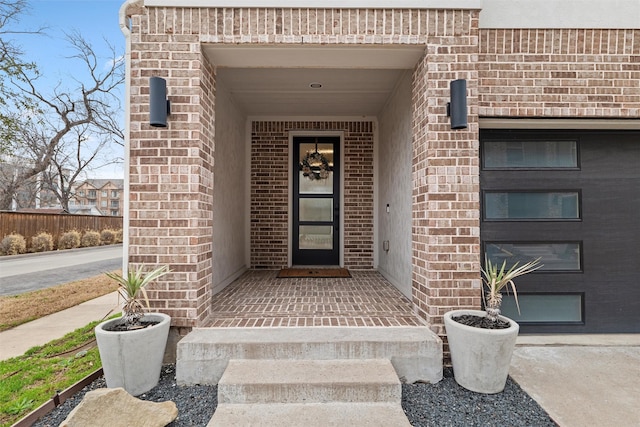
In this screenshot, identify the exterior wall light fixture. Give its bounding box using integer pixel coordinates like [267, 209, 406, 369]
[149, 76, 171, 128]
[447, 79, 468, 130]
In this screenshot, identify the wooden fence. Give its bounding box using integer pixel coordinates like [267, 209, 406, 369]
[0, 211, 123, 250]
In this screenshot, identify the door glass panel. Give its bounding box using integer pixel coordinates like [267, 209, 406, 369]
[483, 140, 577, 168]
[299, 226, 333, 250]
[299, 198, 333, 222]
[485, 192, 580, 220]
[486, 242, 581, 271]
[501, 294, 583, 323]
[299, 143, 334, 194]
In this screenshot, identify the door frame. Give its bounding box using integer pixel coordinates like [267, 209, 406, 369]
[288, 131, 345, 267]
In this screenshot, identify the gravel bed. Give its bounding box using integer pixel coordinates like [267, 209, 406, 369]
[34, 365, 556, 427]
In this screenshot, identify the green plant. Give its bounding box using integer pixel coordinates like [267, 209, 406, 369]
[81, 230, 101, 247]
[481, 256, 542, 322]
[58, 230, 81, 250]
[30, 232, 53, 253]
[4, 397, 34, 416]
[105, 265, 170, 327]
[1, 234, 26, 256]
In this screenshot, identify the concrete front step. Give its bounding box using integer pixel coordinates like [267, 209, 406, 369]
[208, 402, 412, 427]
[218, 359, 401, 404]
[176, 326, 442, 385]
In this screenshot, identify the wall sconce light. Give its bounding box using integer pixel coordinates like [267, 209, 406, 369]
[149, 76, 171, 128]
[447, 79, 468, 130]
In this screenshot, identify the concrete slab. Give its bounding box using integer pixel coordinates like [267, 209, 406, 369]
[176, 326, 443, 385]
[0, 291, 119, 360]
[510, 343, 640, 427]
[218, 359, 401, 404]
[208, 402, 412, 427]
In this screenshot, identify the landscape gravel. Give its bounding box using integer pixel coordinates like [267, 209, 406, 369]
[33, 365, 556, 427]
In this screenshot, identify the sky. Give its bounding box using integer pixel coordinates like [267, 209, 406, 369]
[10, 0, 126, 179]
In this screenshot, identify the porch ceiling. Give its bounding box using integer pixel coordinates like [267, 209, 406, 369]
[204, 45, 425, 116]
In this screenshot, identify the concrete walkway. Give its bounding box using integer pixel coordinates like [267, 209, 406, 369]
[2, 296, 640, 427]
[511, 334, 640, 427]
[0, 291, 119, 360]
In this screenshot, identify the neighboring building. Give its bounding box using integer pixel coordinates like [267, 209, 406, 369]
[72, 179, 124, 216]
[0, 157, 66, 210]
[119, 0, 640, 339]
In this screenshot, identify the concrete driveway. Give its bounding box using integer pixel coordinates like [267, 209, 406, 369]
[510, 335, 640, 427]
[0, 244, 123, 296]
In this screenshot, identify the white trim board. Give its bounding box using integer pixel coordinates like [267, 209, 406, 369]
[480, 118, 640, 130]
[145, 0, 481, 9]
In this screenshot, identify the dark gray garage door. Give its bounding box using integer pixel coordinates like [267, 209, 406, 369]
[480, 129, 640, 333]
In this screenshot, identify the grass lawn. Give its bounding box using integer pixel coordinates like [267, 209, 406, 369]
[0, 273, 119, 332]
[0, 320, 109, 427]
[0, 274, 121, 426]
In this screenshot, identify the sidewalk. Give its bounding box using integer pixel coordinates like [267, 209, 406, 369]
[511, 334, 640, 427]
[0, 291, 119, 360]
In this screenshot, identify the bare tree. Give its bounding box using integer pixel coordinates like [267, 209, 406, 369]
[41, 126, 120, 212]
[0, 0, 43, 154]
[0, 33, 124, 210]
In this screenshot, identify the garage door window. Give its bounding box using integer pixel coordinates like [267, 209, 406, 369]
[484, 191, 580, 220]
[483, 140, 578, 169]
[485, 242, 582, 272]
[501, 294, 583, 323]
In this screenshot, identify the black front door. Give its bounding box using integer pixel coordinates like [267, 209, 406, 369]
[292, 136, 340, 265]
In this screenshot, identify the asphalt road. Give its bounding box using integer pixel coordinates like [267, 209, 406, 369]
[0, 245, 123, 296]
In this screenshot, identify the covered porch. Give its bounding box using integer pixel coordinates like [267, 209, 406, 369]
[204, 270, 426, 328]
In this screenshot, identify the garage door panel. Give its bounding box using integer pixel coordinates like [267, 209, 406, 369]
[481, 129, 640, 333]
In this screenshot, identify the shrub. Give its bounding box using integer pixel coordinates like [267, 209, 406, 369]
[114, 229, 123, 244]
[100, 229, 116, 245]
[31, 232, 54, 253]
[81, 230, 101, 247]
[58, 230, 81, 250]
[1, 233, 27, 255]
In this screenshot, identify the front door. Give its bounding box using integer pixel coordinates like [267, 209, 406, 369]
[292, 136, 340, 265]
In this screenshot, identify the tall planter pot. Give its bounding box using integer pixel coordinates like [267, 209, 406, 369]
[95, 313, 171, 396]
[444, 309, 519, 394]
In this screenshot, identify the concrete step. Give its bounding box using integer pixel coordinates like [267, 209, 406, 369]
[208, 402, 412, 427]
[218, 359, 401, 404]
[176, 326, 442, 385]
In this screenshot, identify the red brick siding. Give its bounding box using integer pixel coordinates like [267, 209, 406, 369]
[250, 121, 375, 270]
[479, 29, 640, 117]
[411, 11, 482, 337]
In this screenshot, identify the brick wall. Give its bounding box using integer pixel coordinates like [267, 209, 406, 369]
[479, 29, 640, 117]
[126, 5, 215, 328]
[411, 11, 482, 337]
[250, 121, 375, 269]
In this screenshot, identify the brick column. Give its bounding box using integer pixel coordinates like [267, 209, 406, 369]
[411, 10, 482, 339]
[127, 9, 215, 329]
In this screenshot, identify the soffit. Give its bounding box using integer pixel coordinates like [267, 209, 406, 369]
[205, 45, 424, 116]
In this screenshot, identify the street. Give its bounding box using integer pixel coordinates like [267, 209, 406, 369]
[0, 245, 123, 296]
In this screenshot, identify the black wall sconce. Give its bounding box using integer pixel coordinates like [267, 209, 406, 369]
[447, 79, 468, 130]
[149, 76, 171, 128]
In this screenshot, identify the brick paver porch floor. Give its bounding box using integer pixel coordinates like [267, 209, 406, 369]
[205, 270, 426, 327]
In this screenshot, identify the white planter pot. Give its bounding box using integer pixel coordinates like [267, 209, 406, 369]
[444, 309, 519, 394]
[95, 313, 171, 396]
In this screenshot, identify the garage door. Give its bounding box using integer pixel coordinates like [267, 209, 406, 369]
[480, 129, 640, 333]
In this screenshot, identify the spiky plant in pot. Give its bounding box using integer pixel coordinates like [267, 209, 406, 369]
[105, 265, 170, 328]
[481, 256, 542, 323]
